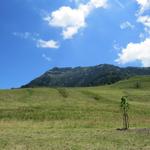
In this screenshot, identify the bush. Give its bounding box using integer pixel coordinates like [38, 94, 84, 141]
[134, 81, 141, 89]
[81, 91, 101, 100]
[57, 88, 68, 98]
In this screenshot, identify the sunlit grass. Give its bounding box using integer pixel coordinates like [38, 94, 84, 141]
[0, 76, 150, 149]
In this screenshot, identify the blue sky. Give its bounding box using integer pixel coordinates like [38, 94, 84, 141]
[0, 0, 150, 89]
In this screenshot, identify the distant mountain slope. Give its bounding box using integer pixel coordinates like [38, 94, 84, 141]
[111, 76, 150, 89]
[22, 64, 150, 88]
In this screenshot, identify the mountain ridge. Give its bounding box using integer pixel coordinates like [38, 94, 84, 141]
[22, 64, 150, 88]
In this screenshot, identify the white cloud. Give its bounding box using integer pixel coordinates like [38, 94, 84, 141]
[42, 53, 52, 62]
[13, 32, 59, 49]
[135, 0, 150, 32]
[136, 0, 150, 14]
[137, 15, 150, 28]
[115, 0, 150, 67]
[37, 39, 59, 49]
[137, 15, 150, 38]
[120, 21, 134, 30]
[44, 0, 107, 39]
[116, 38, 150, 67]
[135, 0, 150, 38]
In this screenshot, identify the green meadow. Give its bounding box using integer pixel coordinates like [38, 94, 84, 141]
[0, 76, 150, 150]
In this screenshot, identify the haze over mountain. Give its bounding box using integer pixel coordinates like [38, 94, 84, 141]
[22, 64, 150, 88]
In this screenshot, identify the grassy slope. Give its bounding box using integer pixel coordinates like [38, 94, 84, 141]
[0, 76, 150, 150]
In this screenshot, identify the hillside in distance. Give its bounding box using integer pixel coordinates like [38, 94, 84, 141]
[22, 64, 150, 88]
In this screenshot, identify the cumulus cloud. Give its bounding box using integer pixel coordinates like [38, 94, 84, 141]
[120, 21, 134, 30]
[44, 0, 107, 39]
[116, 38, 150, 67]
[37, 39, 59, 49]
[136, 0, 150, 14]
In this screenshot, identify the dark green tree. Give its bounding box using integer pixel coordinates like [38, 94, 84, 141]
[120, 96, 129, 130]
